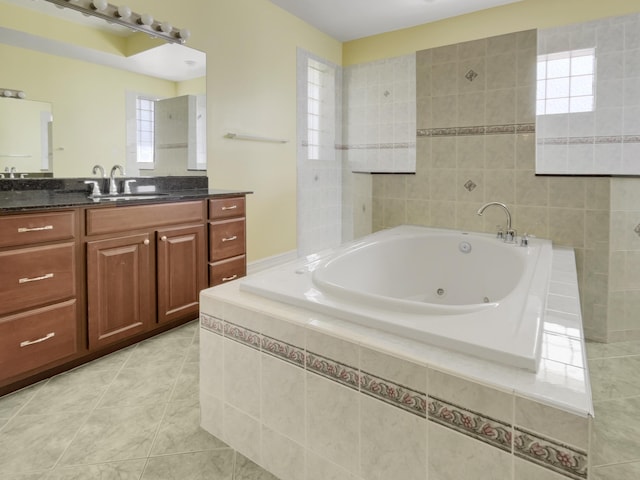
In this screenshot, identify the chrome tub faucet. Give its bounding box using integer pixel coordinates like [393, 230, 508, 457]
[477, 202, 516, 243]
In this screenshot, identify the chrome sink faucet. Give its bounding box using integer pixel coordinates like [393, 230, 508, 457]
[109, 164, 125, 195]
[477, 202, 516, 243]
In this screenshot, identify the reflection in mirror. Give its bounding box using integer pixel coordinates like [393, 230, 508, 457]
[0, 0, 206, 178]
[0, 97, 52, 177]
[535, 12, 640, 175]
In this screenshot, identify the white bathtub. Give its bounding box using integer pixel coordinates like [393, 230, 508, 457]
[240, 225, 553, 372]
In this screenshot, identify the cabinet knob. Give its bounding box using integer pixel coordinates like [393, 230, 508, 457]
[160, 236, 167, 242]
[143, 238, 150, 245]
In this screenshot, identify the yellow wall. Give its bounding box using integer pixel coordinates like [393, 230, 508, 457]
[344, 0, 640, 65]
[128, 0, 342, 262]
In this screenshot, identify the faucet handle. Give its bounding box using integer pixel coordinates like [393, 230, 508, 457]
[505, 229, 517, 243]
[123, 179, 136, 195]
[84, 180, 101, 197]
[496, 225, 503, 239]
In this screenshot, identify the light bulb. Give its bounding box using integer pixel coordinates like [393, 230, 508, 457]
[177, 28, 190, 40]
[3, 90, 13, 97]
[17, 91, 26, 99]
[159, 21, 172, 33]
[138, 13, 153, 26]
[116, 5, 131, 18]
[91, 0, 108, 12]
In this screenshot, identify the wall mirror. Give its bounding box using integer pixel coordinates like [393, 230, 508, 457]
[0, 0, 206, 178]
[535, 12, 640, 175]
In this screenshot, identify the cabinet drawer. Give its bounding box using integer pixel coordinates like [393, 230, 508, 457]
[209, 218, 246, 261]
[209, 255, 246, 287]
[0, 242, 76, 316]
[86, 201, 205, 236]
[209, 197, 245, 220]
[0, 299, 77, 381]
[0, 211, 76, 248]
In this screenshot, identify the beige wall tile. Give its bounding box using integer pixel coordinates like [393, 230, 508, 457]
[486, 52, 517, 90]
[360, 348, 426, 393]
[305, 451, 359, 480]
[549, 177, 586, 209]
[200, 330, 223, 399]
[548, 208, 585, 248]
[458, 38, 487, 60]
[484, 170, 515, 204]
[260, 426, 305, 480]
[486, 88, 516, 125]
[456, 136, 486, 169]
[514, 396, 589, 449]
[429, 168, 457, 200]
[428, 422, 512, 480]
[360, 396, 427, 480]
[431, 136, 456, 168]
[514, 457, 573, 480]
[305, 330, 359, 368]
[224, 339, 260, 418]
[406, 199, 431, 226]
[261, 355, 305, 444]
[456, 169, 485, 202]
[306, 374, 360, 474]
[428, 368, 512, 424]
[382, 198, 407, 227]
[223, 403, 261, 464]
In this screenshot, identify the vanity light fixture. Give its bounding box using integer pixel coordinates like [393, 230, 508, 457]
[42, 0, 191, 44]
[0, 88, 26, 99]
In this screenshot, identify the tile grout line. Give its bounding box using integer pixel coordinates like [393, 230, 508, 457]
[47, 343, 137, 476]
[139, 323, 198, 479]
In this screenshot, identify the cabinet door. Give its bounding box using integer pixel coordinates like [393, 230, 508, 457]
[157, 224, 207, 324]
[87, 233, 153, 349]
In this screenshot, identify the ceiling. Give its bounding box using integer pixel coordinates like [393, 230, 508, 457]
[269, 0, 524, 41]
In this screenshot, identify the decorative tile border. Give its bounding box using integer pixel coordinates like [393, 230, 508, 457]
[262, 334, 305, 367]
[200, 313, 224, 335]
[336, 142, 416, 151]
[200, 314, 587, 479]
[416, 123, 535, 138]
[223, 321, 261, 350]
[514, 428, 588, 480]
[427, 396, 512, 452]
[306, 351, 360, 390]
[360, 371, 426, 417]
[538, 135, 640, 145]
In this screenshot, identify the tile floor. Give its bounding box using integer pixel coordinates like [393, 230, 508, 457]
[0, 320, 278, 480]
[1, 320, 639, 480]
[588, 339, 640, 480]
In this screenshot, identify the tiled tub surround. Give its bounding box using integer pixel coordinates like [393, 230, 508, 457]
[199, 247, 592, 480]
[343, 54, 417, 173]
[371, 28, 613, 342]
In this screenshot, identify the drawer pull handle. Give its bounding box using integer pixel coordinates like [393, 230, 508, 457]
[18, 225, 53, 233]
[221, 205, 238, 211]
[221, 235, 238, 242]
[20, 332, 55, 347]
[222, 274, 238, 282]
[143, 239, 150, 245]
[160, 236, 168, 242]
[19, 273, 54, 284]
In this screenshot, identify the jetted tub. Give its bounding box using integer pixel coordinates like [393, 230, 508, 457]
[240, 225, 553, 371]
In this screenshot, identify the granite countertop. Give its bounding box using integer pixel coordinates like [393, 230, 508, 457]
[0, 177, 251, 213]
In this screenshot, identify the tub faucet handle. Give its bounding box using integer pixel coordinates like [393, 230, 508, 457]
[505, 229, 517, 244]
[521, 233, 529, 247]
[496, 225, 503, 239]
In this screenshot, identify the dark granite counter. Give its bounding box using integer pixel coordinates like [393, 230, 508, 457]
[0, 177, 251, 213]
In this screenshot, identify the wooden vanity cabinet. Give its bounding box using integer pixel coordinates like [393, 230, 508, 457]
[85, 200, 207, 350]
[86, 233, 153, 349]
[209, 196, 247, 286]
[0, 210, 79, 384]
[156, 223, 207, 324]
